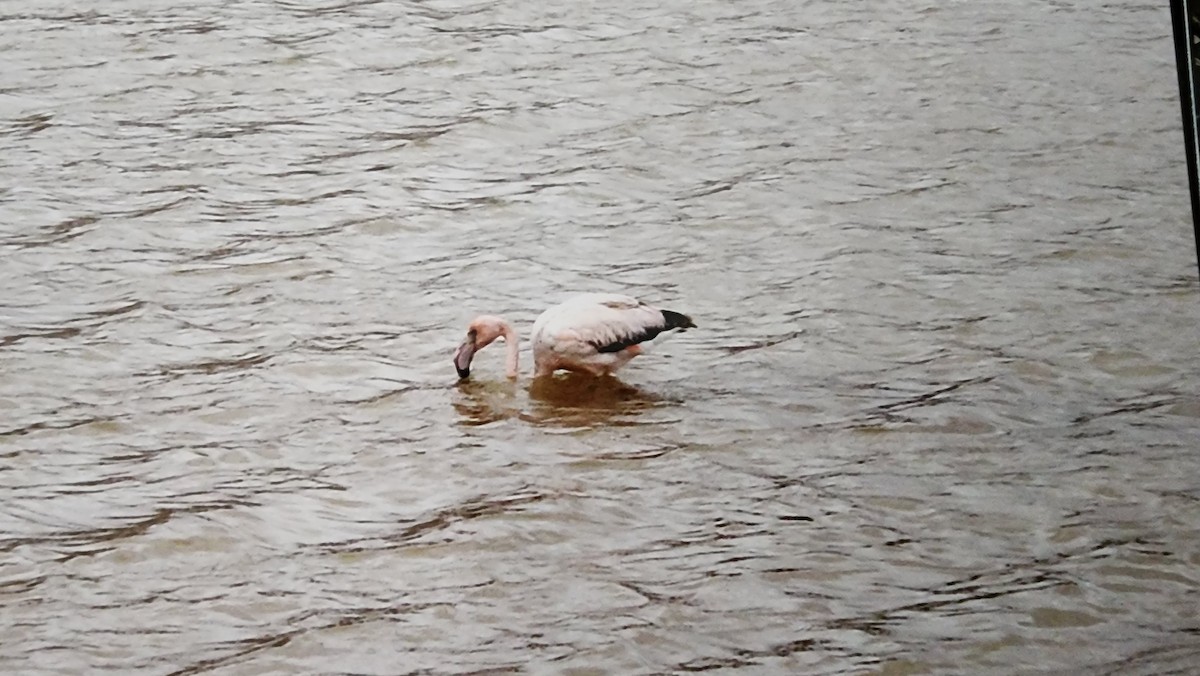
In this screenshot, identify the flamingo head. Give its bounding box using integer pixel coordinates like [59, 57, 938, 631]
[454, 315, 509, 379]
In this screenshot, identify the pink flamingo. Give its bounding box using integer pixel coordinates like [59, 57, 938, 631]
[453, 293, 696, 379]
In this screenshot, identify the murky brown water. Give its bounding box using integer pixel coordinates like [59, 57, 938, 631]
[3, 0, 1199, 673]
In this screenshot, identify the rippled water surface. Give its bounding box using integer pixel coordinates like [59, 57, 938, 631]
[3, 1, 1200, 673]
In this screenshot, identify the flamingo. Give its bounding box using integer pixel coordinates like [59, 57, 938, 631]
[453, 293, 696, 379]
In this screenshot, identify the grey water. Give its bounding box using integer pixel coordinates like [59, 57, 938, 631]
[2, 0, 1198, 674]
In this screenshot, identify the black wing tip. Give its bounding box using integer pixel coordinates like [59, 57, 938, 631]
[663, 310, 696, 330]
[592, 309, 696, 354]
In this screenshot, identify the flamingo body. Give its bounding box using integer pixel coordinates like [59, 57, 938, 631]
[454, 293, 695, 380]
[530, 293, 693, 377]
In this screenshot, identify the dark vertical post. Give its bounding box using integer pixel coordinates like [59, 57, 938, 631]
[1170, 0, 1200, 280]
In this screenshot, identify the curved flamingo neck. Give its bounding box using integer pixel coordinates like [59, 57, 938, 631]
[497, 320, 519, 379]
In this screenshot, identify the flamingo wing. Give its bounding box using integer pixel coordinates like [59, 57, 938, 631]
[531, 294, 695, 375]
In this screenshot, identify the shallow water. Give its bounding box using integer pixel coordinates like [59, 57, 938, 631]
[2, 0, 1199, 673]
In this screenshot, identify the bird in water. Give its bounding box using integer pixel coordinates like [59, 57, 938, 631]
[453, 293, 696, 380]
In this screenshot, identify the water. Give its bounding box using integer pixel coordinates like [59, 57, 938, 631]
[3, 0, 1199, 673]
